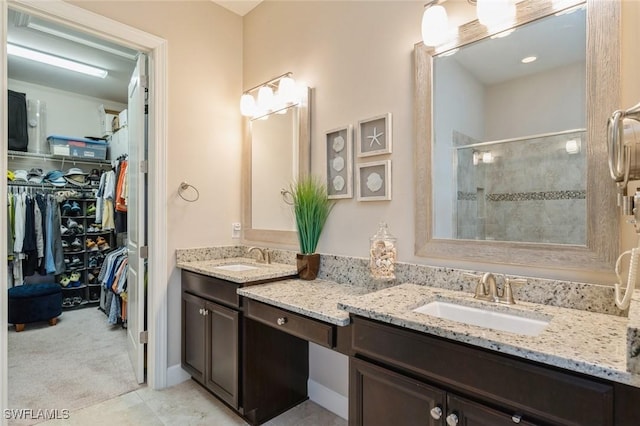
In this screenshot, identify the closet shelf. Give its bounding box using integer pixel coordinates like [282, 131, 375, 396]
[8, 150, 112, 167]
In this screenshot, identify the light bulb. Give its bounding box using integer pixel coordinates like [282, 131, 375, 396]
[277, 76, 298, 105]
[240, 93, 256, 117]
[482, 152, 493, 163]
[566, 139, 580, 154]
[257, 85, 274, 113]
[477, 0, 515, 31]
[421, 5, 449, 47]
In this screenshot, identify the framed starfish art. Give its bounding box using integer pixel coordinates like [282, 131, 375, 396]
[357, 113, 392, 157]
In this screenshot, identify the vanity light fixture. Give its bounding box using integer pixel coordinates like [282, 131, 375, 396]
[475, 0, 516, 32]
[521, 55, 538, 64]
[7, 43, 108, 78]
[240, 72, 301, 120]
[421, 1, 450, 47]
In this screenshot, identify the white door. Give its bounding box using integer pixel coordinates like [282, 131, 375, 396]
[127, 53, 147, 384]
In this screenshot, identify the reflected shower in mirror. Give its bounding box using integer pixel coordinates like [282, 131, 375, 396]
[432, 6, 586, 244]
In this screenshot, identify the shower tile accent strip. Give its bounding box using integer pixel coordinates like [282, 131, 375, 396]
[457, 191, 477, 201]
[176, 246, 624, 316]
[485, 190, 586, 202]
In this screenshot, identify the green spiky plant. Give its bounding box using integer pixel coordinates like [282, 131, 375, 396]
[290, 176, 334, 254]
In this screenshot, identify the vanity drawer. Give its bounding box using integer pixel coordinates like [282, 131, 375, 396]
[182, 270, 240, 308]
[352, 317, 614, 426]
[245, 299, 334, 348]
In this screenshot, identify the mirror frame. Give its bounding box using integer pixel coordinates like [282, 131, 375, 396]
[414, 0, 619, 275]
[242, 87, 311, 246]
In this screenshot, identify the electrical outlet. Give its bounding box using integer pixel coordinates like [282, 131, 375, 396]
[232, 222, 241, 239]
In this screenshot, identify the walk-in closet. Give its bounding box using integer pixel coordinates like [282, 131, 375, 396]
[6, 7, 145, 417]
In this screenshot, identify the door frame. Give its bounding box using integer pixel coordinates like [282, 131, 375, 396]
[0, 0, 169, 417]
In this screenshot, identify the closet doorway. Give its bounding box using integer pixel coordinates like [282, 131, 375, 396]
[1, 0, 169, 417]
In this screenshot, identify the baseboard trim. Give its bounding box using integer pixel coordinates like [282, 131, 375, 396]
[166, 363, 191, 388]
[308, 379, 348, 420]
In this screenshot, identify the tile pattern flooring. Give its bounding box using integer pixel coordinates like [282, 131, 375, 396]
[39, 379, 346, 426]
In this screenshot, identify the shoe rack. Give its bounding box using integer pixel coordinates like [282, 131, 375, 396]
[59, 197, 115, 309]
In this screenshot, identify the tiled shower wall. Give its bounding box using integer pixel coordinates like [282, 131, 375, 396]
[456, 130, 586, 244]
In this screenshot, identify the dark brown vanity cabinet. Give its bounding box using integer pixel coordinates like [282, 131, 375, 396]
[181, 270, 308, 425]
[350, 317, 618, 426]
[181, 273, 240, 409]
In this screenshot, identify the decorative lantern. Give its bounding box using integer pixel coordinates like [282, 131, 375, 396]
[370, 222, 397, 280]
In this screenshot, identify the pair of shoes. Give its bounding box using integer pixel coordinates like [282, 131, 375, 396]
[67, 218, 79, 229]
[70, 256, 82, 266]
[88, 257, 98, 268]
[97, 236, 110, 251]
[71, 238, 83, 250]
[61, 201, 82, 216]
[86, 203, 96, 216]
[59, 274, 71, 287]
[72, 297, 83, 306]
[62, 298, 74, 308]
[61, 240, 69, 250]
[88, 272, 97, 284]
[69, 271, 81, 282]
[86, 238, 99, 251]
[60, 225, 70, 236]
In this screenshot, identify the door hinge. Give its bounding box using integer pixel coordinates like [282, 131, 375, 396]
[140, 246, 149, 259]
[139, 330, 148, 344]
[140, 75, 149, 89]
[140, 160, 148, 174]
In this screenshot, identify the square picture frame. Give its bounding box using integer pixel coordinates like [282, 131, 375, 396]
[357, 160, 391, 201]
[326, 125, 353, 199]
[357, 113, 392, 157]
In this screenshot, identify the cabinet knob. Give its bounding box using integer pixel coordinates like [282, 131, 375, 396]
[198, 308, 203, 315]
[276, 317, 287, 326]
[512, 414, 522, 424]
[203, 309, 209, 316]
[446, 413, 459, 426]
[430, 406, 443, 420]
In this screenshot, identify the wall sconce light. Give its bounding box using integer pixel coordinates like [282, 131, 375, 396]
[421, 0, 516, 47]
[240, 72, 301, 120]
[421, 1, 450, 47]
[565, 139, 581, 154]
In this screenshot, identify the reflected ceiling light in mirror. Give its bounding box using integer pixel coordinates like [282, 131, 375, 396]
[521, 55, 537, 64]
[7, 43, 108, 78]
[439, 48, 459, 57]
[421, 1, 449, 47]
[490, 28, 515, 39]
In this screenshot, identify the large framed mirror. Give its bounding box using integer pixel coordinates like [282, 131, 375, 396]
[242, 87, 310, 246]
[414, 0, 619, 275]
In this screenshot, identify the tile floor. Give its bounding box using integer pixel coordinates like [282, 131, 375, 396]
[37, 378, 346, 426]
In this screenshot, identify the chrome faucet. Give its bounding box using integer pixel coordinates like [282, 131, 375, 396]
[248, 246, 271, 264]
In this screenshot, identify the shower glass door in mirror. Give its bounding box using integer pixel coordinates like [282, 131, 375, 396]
[432, 6, 586, 244]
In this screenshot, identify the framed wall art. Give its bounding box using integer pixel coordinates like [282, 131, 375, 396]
[357, 113, 392, 157]
[326, 125, 353, 199]
[357, 160, 391, 201]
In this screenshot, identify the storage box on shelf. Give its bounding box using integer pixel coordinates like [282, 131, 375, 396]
[47, 135, 108, 160]
[59, 197, 114, 309]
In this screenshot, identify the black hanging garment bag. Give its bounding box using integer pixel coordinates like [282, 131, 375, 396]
[8, 90, 28, 152]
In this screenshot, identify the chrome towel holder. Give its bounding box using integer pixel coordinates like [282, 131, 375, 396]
[178, 181, 199, 202]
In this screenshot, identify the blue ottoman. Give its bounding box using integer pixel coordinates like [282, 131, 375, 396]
[8, 283, 62, 332]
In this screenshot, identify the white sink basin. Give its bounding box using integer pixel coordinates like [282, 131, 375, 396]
[413, 301, 549, 336]
[214, 264, 259, 272]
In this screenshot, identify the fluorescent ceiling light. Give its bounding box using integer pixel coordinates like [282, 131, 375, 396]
[26, 22, 137, 61]
[521, 56, 537, 64]
[7, 43, 108, 78]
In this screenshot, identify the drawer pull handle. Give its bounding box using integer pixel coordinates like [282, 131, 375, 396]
[512, 414, 522, 424]
[430, 406, 443, 420]
[277, 317, 287, 326]
[446, 413, 459, 426]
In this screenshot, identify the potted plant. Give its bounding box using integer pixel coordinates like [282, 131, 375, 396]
[289, 176, 334, 280]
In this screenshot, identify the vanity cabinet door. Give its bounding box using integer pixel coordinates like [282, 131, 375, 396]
[446, 394, 536, 426]
[205, 300, 239, 410]
[182, 292, 206, 383]
[350, 357, 445, 426]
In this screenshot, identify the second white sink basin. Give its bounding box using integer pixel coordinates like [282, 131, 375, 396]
[214, 264, 259, 272]
[413, 300, 549, 336]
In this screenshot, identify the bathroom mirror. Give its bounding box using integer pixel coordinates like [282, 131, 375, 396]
[415, 0, 619, 274]
[242, 87, 310, 245]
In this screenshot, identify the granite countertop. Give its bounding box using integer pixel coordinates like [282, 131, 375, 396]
[177, 257, 297, 284]
[338, 283, 639, 387]
[238, 279, 371, 326]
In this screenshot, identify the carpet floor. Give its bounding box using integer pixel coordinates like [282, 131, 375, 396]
[8, 306, 141, 425]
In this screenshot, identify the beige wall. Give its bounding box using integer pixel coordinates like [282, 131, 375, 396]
[70, 0, 243, 367]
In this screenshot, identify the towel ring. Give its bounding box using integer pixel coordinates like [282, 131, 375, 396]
[178, 181, 200, 202]
[281, 188, 294, 205]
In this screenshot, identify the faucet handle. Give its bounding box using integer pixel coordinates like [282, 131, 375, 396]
[502, 278, 527, 304]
